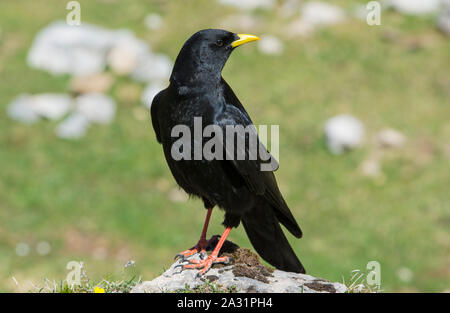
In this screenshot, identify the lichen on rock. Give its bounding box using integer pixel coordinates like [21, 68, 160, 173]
[131, 238, 347, 293]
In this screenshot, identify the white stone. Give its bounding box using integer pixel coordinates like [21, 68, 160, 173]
[107, 46, 138, 75]
[257, 35, 284, 55]
[141, 82, 166, 108]
[107, 29, 172, 84]
[7, 95, 40, 124]
[286, 2, 346, 37]
[385, 0, 441, 15]
[27, 21, 113, 75]
[131, 53, 172, 83]
[220, 14, 262, 31]
[31, 94, 74, 120]
[144, 13, 164, 30]
[7, 93, 73, 122]
[218, 0, 275, 11]
[15, 243, 30, 257]
[27, 21, 161, 78]
[112, 30, 152, 58]
[107, 30, 152, 76]
[36, 241, 52, 256]
[437, 9, 450, 36]
[131, 255, 347, 293]
[301, 1, 346, 27]
[55, 112, 90, 139]
[397, 267, 413, 282]
[324, 114, 365, 154]
[75, 93, 116, 124]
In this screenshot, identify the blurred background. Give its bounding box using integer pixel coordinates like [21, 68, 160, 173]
[0, 0, 449, 292]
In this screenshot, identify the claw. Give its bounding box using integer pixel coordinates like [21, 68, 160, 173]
[174, 254, 185, 261]
[173, 247, 201, 261]
[174, 227, 232, 276]
[174, 263, 187, 273]
[199, 250, 207, 260]
[180, 255, 231, 277]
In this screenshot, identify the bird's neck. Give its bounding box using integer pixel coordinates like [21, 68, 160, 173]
[170, 46, 225, 92]
[170, 66, 222, 91]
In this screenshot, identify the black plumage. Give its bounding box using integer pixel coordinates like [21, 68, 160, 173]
[150, 29, 305, 274]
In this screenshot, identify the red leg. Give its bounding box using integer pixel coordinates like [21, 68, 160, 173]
[174, 208, 213, 260]
[179, 227, 232, 276]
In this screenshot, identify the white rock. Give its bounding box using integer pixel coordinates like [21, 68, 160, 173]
[15, 243, 30, 257]
[385, 0, 441, 15]
[56, 112, 90, 139]
[7, 95, 40, 124]
[257, 35, 284, 55]
[131, 53, 172, 83]
[144, 13, 164, 30]
[324, 114, 365, 154]
[132, 254, 347, 293]
[112, 29, 152, 57]
[31, 94, 74, 120]
[220, 14, 262, 31]
[141, 82, 166, 108]
[397, 267, 413, 282]
[376, 128, 406, 148]
[36, 241, 52, 256]
[218, 0, 275, 11]
[75, 93, 116, 124]
[301, 1, 346, 27]
[7, 93, 73, 122]
[27, 21, 113, 75]
[437, 9, 450, 36]
[107, 30, 171, 83]
[107, 29, 152, 76]
[286, 2, 346, 37]
[27, 21, 160, 78]
[69, 48, 107, 76]
[107, 46, 139, 75]
[27, 21, 172, 83]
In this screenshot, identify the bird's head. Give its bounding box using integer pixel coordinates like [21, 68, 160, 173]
[170, 29, 260, 88]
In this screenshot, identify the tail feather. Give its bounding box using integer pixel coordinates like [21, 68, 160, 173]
[242, 204, 306, 274]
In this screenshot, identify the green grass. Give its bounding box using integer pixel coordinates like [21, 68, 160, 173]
[0, 0, 449, 292]
[31, 262, 141, 293]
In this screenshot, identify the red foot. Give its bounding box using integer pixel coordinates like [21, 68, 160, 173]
[183, 254, 230, 276]
[175, 227, 232, 276]
[174, 237, 213, 260]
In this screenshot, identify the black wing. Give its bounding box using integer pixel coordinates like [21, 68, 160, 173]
[219, 82, 302, 238]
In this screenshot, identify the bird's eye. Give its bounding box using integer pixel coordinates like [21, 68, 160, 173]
[216, 39, 224, 47]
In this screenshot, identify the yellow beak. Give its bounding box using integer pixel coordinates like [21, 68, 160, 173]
[231, 34, 260, 48]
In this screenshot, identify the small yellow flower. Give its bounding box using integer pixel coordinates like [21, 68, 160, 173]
[94, 286, 106, 293]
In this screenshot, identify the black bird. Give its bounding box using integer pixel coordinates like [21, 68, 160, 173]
[150, 29, 305, 275]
